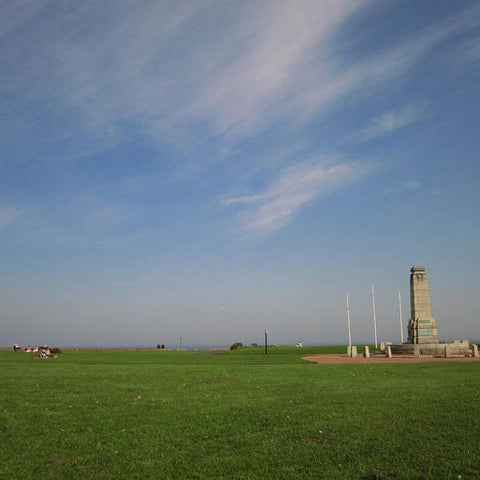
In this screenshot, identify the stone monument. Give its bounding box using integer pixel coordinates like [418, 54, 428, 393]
[407, 266, 439, 344]
[389, 265, 471, 356]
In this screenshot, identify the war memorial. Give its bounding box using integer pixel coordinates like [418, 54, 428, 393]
[363, 266, 475, 358]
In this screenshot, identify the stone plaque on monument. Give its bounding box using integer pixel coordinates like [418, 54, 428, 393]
[407, 266, 439, 344]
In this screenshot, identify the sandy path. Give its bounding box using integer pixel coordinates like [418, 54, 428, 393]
[302, 354, 480, 364]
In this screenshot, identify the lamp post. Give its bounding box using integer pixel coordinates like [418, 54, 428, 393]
[264, 328, 268, 355]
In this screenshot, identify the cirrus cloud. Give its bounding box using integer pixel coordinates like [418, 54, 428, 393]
[352, 103, 429, 141]
[223, 158, 370, 236]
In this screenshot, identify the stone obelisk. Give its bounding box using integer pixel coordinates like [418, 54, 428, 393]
[407, 266, 439, 344]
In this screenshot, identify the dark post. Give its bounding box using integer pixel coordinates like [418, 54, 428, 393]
[264, 328, 268, 355]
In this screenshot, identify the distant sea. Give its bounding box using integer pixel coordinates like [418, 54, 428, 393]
[53, 344, 231, 350]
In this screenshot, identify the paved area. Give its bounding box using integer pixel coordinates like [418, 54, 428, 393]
[302, 354, 480, 364]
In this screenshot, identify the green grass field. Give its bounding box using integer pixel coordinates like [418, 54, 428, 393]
[1, 346, 479, 479]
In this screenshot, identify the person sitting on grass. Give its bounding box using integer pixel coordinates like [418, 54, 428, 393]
[40, 347, 53, 359]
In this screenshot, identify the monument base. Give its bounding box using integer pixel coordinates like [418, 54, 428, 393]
[390, 341, 471, 356]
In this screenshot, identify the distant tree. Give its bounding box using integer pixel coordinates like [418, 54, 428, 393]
[230, 342, 243, 350]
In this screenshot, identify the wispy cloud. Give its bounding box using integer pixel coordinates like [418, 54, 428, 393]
[2, 1, 480, 241]
[287, 3, 480, 125]
[0, 1, 371, 155]
[223, 159, 370, 236]
[352, 103, 428, 141]
[183, 0, 365, 139]
[2, 1, 479, 153]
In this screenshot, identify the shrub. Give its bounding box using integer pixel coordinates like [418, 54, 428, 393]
[230, 342, 243, 350]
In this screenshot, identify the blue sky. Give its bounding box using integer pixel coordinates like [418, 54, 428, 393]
[1, 0, 479, 348]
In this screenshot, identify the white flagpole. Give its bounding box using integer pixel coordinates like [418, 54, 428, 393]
[346, 292, 352, 349]
[372, 284, 378, 348]
[398, 290, 404, 343]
